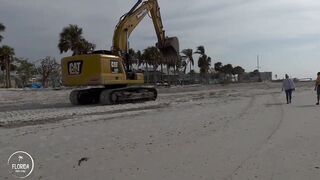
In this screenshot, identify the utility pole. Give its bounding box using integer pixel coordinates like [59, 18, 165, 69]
[257, 54, 262, 82]
[256, 54, 261, 71]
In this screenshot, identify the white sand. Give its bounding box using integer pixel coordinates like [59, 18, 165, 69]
[0, 82, 319, 180]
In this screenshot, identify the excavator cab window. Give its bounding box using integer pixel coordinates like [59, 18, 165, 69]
[123, 53, 137, 80]
[110, 60, 122, 74]
[91, 50, 113, 55]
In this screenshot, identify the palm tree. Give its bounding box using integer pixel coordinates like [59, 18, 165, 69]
[213, 61, 223, 80]
[195, 45, 206, 56]
[140, 50, 150, 83]
[0, 23, 5, 42]
[173, 55, 182, 77]
[232, 66, 245, 82]
[214, 62, 222, 72]
[0, 45, 15, 88]
[181, 59, 188, 74]
[195, 46, 211, 82]
[164, 53, 179, 80]
[58, 24, 95, 56]
[221, 64, 233, 81]
[181, 49, 194, 73]
[126, 48, 137, 71]
[135, 50, 142, 68]
[79, 39, 95, 54]
[18, 156, 23, 162]
[207, 57, 212, 67]
[142, 46, 161, 84]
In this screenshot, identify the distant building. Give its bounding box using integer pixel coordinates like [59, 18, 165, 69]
[260, 72, 272, 81]
[240, 71, 272, 82]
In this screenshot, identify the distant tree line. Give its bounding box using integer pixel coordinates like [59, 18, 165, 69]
[180, 46, 245, 83]
[0, 22, 247, 88]
[213, 62, 245, 82]
[0, 22, 61, 88]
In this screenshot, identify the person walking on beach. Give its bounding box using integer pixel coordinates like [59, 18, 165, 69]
[282, 74, 295, 104]
[314, 72, 320, 105]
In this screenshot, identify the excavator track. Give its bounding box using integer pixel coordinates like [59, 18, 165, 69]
[69, 87, 157, 105]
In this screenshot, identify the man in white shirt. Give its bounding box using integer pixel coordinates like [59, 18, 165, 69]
[282, 74, 295, 104]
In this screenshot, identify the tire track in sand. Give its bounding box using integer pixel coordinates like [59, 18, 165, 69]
[227, 93, 284, 180]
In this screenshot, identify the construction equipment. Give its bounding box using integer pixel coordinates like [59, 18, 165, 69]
[61, 0, 179, 105]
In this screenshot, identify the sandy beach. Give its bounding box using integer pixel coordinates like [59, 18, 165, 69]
[0, 82, 320, 180]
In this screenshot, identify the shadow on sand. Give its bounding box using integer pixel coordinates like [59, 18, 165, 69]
[295, 105, 317, 108]
[265, 103, 285, 107]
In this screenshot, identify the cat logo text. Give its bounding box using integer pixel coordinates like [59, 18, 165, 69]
[68, 61, 83, 75]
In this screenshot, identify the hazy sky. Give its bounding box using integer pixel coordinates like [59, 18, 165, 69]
[1, 0, 320, 78]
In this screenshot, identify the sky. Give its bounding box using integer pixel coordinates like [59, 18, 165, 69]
[1, 0, 320, 79]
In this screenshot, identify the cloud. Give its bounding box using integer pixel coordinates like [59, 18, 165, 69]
[1, 0, 320, 78]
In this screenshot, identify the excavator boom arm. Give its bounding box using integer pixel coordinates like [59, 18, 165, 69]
[112, 0, 178, 58]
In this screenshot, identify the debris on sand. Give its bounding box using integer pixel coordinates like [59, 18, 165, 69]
[78, 157, 89, 166]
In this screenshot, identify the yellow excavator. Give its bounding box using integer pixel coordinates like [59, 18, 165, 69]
[61, 0, 179, 105]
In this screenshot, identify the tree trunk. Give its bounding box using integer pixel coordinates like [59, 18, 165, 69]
[160, 63, 163, 81]
[8, 60, 11, 88]
[42, 71, 49, 88]
[5, 59, 10, 88]
[42, 77, 48, 88]
[173, 65, 176, 85]
[1, 69, 4, 87]
[4, 61, 7, 88]
[153, 65, 157, 85]
[190, 62, 193, 83]
[167, 65, 170, 84]
[2, 68, 6, 88]
[146, 63, 149, 84]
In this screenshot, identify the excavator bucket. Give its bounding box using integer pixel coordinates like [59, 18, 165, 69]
[158, 37, 179, 64]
